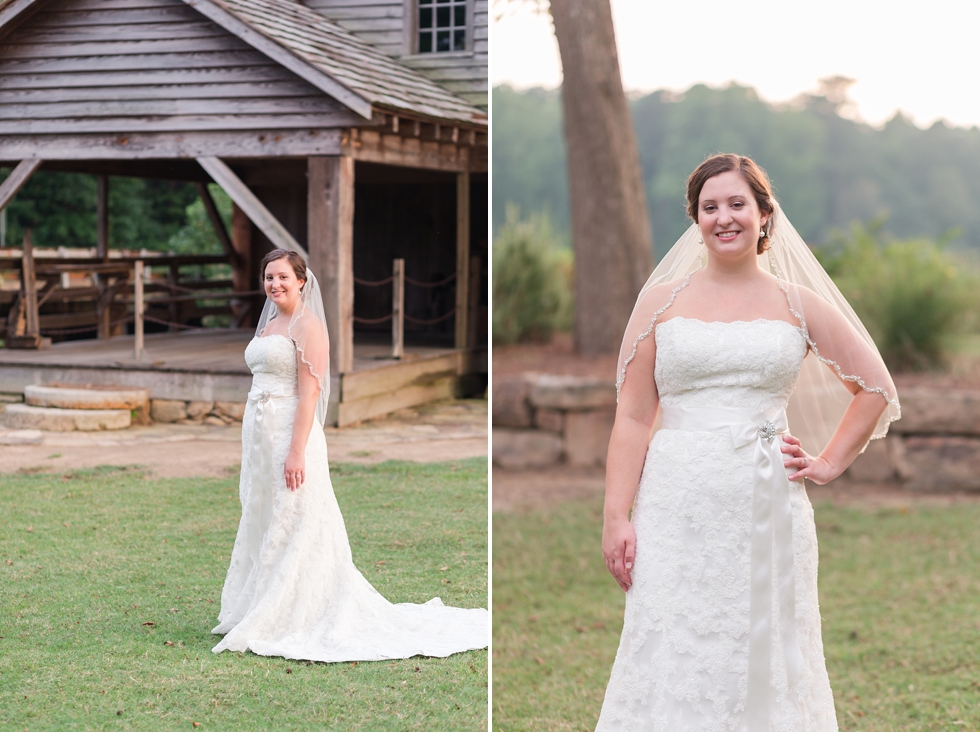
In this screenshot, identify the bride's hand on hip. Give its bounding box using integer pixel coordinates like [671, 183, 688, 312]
[284, 450, 305, 491]
[602, 518, 636, 593]
[781, 434, 834, 485]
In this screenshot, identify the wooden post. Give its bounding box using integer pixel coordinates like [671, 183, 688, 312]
[22, 229, 38, 338]
[134, 260, 144, 361]
[6, 228, 45, 349]
[167, 262, 180, 332]
[454, 171, 470, 350]
[307, 155, 355, 374]
[468, 255, 481, 349]
[392, 257, 404, 359]
[96, 174, 109, 262]
[230, 202, 253, 327]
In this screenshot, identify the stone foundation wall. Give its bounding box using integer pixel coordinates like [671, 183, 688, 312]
[150, 399, 246, 425]
[493, 376, 980, 492]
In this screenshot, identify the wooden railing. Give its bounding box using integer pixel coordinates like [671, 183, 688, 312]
[0, 230, 254, 350]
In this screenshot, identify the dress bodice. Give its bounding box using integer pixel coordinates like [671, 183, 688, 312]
[245, 335, 297, 386]
[655, 317, 806, 412]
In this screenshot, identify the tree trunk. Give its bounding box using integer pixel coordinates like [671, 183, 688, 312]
[549, 0, 653, 354]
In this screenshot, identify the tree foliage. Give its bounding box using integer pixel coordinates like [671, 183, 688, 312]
[493, 83, 980, 254]
[0, 169, 204, 252]
[492, 208, 573, 344]
[818, 222, 976, 371]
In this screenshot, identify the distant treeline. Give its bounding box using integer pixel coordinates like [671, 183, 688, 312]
[493, 83, 980, 253]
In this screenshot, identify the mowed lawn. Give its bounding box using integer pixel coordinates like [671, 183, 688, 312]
[0, 459, 488, 731]
[493, 495, 980, 731]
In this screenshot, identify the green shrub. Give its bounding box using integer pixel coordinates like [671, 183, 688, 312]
[819, 221, 978, 371]
[492, 208, 573, 344]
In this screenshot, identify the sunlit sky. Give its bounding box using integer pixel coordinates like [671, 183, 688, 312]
[492, 0, 980, 129]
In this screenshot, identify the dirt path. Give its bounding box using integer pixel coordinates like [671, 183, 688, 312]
[492, 464, 980, 513]
[1, 399, 487, 478]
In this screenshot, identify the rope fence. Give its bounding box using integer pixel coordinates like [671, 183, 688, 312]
[351, 259, 457, 358]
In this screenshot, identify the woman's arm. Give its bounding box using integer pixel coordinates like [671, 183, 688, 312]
[603, 337, 659, 592]
[781, 389, 886, 484]
[284, 363, 320, 491]
[781, 287, 891, 483]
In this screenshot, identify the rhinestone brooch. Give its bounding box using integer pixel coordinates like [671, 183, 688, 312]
[758, 420, 777, 442]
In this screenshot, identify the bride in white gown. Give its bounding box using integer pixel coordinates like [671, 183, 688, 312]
[597, 155, 900, 731]
[212, 249, 488, 662]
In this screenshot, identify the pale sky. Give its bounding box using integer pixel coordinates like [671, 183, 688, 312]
[492, 0, 980, 129]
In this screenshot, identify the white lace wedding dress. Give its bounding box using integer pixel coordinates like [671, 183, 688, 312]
[212, 335, 488, 661]
[596, 318, 838, 731]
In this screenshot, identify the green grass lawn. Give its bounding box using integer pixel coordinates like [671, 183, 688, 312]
[0, 459, 488, 731]
[493, 496, 980, 731]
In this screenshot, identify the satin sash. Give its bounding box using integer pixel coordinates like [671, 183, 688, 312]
[660, 404, 805, 727]
[246, 376, 298, 566]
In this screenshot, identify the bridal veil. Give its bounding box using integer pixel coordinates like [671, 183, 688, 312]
[616, 201, 901, 454]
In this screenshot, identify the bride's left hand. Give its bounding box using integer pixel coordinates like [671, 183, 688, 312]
[284, 450, 305, 491]
[781, 435, 835, 485]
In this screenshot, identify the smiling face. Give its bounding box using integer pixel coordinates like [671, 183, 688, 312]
[263, 256, 305, 315]
[697, 170, 769, 261]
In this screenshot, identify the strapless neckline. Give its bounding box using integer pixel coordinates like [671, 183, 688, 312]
[656, 316, 802, 331]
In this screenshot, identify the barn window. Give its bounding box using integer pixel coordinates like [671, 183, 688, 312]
[418, 0, 467, 52]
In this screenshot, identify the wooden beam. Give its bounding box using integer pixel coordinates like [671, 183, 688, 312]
[196, 156, 307, 257]
[96, 174, 109, 261]
[455, 171, 470, 350]
[180, 0, 373, 119]
[0, 129, 343, 161]
[307, 155, 354, 374]
[194, 181, 236, 260]
[0, 158, 42, 211]
[345, 130, 478, 172]
[0, 0, 44, 42]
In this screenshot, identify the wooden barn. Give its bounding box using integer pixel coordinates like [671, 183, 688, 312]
[0, 0, 488, 425]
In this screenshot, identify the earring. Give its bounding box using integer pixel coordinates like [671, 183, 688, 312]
[697, 236, 704, 245]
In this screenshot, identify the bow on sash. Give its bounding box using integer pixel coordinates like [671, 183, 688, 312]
[660, 405, 805, 728]
[246, 379, 297, 567]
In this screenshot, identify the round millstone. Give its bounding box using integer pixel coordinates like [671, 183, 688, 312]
[4, 403, 131, 432]
[24, 385, 149, 411]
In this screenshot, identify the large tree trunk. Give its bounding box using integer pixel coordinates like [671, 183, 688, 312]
[549, 0, 654, 354]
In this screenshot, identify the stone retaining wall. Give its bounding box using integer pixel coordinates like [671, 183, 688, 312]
[0, 394, 246, 426]
[149, 399, 246, 425]
[493, 375, 980, 492]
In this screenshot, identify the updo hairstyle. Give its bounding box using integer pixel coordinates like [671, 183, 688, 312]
[260, 248, 308, 288]
[686, 154, 775, 254]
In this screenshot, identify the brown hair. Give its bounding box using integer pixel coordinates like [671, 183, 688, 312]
[686, 154, 775, 254]
[260, 249, 307, 286]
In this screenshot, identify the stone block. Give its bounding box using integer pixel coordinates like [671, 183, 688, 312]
[564, 408, 616, 467]
[186, 400, 215, 420]
[4, 404, 130, 431]
[25, 384, 149, 411]
[203, 415, 228, 426]
[892, 386, 980, 436]
[493, 427, 562, 469]
[151, 399, 187, 423]
[492, 375, 533, 427]
[897, 435, 980, 492]
[534, 407, 564, 433]
[214, 401, 246, 421]
[844, 436, 896, 482]
[530, 375, 616, 411]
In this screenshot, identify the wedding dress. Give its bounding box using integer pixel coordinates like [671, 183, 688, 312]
[211, 334, 488, 661]
[596, 317, 838, 731]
